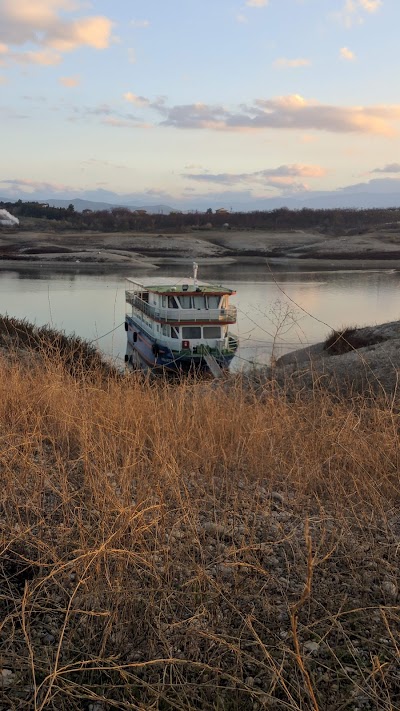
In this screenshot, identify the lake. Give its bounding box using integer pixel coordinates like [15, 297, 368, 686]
[1, 263, 400, 370]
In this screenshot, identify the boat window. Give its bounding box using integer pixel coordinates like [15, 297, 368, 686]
[162, 325, 170, 337]
[192, 296, 206, 309]
[203, 326, 221, 339]
[141, 292, 149, 303]
[161, 296, 167, 307]
[179, 295, 192, 309]
[182, 326, 201, 339]
[207, 296, 221, 308]
[171, 326, 179, 339]
[168, 295, 179, 308]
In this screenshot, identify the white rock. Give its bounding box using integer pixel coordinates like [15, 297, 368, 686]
[382, 580, 397, 599]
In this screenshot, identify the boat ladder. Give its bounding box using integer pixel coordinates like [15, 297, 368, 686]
[204, 352, 224, 378]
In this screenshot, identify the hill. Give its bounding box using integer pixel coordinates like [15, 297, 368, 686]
[40, 198, 176, 214]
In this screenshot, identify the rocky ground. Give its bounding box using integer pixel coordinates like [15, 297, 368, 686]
[3, 225, 400, 270]
[1, 326, 400, 709]
[272, 319, 400, 398]
[2, 470, 400, 711]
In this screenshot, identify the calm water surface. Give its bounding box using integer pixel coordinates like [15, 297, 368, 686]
[1, 263, 400, 370]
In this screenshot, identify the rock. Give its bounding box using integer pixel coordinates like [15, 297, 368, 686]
[274, 319, 400, 397]
[218, 564, 234, 579]
[202, 522, 222, 534]
[304, 641, 320, 653]
[170, 530, 185, 541]
[270, 492, 284, 505]
[1, 669, 14, 686]
[382, 579, 397, 599]
[42, 632, 55, 645]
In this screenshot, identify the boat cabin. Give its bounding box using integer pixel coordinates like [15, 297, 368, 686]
[125, 277, 237, 353]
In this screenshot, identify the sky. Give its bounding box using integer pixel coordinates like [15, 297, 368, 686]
[1, 0, 400, 209]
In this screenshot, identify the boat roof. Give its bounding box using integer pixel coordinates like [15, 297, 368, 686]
[126, 276, 235, 295]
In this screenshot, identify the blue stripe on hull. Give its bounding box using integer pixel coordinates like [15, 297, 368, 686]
[125, 316, 235, 373]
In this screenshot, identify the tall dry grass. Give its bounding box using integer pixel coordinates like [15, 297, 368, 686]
[1, 345, 400, 710]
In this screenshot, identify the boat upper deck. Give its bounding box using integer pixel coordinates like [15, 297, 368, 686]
[126, 277, 235, 296]
[125, 275, 237, 326]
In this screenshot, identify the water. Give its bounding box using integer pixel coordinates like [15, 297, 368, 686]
[1, 263, 400, 370]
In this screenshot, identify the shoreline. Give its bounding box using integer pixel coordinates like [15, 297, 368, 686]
[2, 227, 400, 273]
[1, 255, 400, 274]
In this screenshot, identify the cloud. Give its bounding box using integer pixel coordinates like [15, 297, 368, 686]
[59, 75, 80, 87]
[81, 158, 128, 171]
[246, 0, 269, 7]
[0, 177, 78, 196]
[236, 14, 248, 24]
[0, 0, 113, 68]
[335, 0, 383, 28]
[48, 16, 113, 51]
[273, 57, 311, 68]
[359, 0, 382, 10]
[68, 101, 155, 130]
[123, 92, 150, 107]
[70, 92, 400, 138]
[371, 163, 400, 173]
[157, 94, 400, 136]
[340, 46, 356, 60]
[101, 117, 151, 129]
[183, 164, 326, 192]
[300, 134, 318, 143]
[130, 19, 150, 28]
[11, 49, 62, 65]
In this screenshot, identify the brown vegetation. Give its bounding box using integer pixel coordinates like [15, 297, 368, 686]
[1, 342, 400, 709]
[323, 326, 386, 355]
[3, 199, 400, 234]
[0, 316, 116, 379]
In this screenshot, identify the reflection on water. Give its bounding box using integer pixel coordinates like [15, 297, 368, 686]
[1, 265, 400, 370]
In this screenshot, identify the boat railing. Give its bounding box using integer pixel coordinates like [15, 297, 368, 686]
[125, 291, 237, 323]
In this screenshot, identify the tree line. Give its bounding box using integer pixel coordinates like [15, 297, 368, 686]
[2, 199, 400, 233]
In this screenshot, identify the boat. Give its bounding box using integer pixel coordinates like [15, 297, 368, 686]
[124, 263, 239, 374]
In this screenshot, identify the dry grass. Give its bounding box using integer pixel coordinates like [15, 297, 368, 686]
[1, 344, 400, 710]
[323, 326, 385, 356]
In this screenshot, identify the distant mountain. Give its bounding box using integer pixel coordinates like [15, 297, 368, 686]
[2, 190, 400, 213]
[222, 192, 400, 212]
[44, 198, 177, 214]
[45, 198, 126, 211]
[288, 192, 400, 210]
[0, 197, 177, 214]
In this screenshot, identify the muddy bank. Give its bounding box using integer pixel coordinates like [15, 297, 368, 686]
[2, 227, 400, 270]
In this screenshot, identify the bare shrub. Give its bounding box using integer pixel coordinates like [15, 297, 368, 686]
[323, 325, 385, 355]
